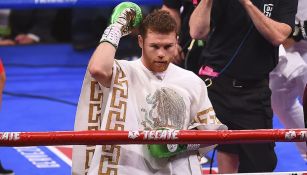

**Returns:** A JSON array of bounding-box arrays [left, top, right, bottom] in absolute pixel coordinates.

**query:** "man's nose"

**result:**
[[157, 49, 165, 58]]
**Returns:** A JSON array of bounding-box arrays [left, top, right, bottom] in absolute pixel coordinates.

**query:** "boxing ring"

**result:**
[[0, 0, 306, 174], [1, 46, 306, 175]]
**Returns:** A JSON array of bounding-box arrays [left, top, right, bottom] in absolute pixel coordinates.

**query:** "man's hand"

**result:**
[[15, 34, 37, 45], [282, 38, 296, 49], [172, 45, 185, 65]]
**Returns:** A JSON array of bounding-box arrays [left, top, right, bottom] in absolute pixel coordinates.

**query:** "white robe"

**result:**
[[269, 0, 307, 159], [72, 59, 224, 175]]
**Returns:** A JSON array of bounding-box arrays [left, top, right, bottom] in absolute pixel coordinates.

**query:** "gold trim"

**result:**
[[85, 80, 104, 173], [99, 63, 128, 175]]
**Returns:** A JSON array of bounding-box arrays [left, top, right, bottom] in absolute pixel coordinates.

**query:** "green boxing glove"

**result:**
[[110, 2, 142, 36], [100, 2, 142, 48]]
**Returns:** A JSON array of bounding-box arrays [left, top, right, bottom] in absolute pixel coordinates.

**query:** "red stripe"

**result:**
[[56, 146, 72, 159], [0, 59, 4, 74]]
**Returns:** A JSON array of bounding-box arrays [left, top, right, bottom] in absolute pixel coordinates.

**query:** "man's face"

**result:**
[[138, 29, 177, 72]]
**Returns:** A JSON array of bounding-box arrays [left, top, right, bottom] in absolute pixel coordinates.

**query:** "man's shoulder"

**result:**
[[170, 64, 202, 80], [116, 59, 139, 67], [116, 59, 130, 64], [115, 59, 141, 75]]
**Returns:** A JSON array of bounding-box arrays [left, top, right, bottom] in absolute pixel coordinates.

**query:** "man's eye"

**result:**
[[151, 45, 159, 49], [164, 45, 172, 50]]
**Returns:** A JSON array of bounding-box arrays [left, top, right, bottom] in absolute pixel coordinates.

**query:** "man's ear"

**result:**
[[138, 35, 143, 49]]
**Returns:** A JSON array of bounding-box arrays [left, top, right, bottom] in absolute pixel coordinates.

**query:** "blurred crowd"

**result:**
[[0, 7, 154, 58]]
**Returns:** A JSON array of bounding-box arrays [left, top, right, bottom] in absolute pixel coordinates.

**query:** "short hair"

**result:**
[[139, 10, 177, 38]]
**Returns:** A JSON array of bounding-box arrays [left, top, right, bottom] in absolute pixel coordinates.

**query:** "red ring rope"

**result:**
[[0, 129, 306, 147]]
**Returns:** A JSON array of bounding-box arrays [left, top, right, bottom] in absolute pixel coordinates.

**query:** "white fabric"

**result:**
[[72, 59, 225, 175], [270, 3, 307, 159], [270, 43, 307, 160], [297, 0, 307, 21], [27, 33, 40, 42]]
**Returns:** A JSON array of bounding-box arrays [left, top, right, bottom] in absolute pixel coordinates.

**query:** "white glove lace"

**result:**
[[99, 8, 136, 48], [100, 24, 122, 48]]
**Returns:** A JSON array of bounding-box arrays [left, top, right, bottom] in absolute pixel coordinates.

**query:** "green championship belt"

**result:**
[[148, 128, 200, 158], [148, 143, 189, 158]]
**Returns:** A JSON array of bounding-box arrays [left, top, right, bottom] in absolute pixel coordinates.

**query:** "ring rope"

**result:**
[[0, 129, 306, 147]]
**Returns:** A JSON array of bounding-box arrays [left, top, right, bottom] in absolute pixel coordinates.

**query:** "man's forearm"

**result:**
[[240, 0, 292, 46], [189, 0, 213, 39], [88, 13, 124, 87]]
